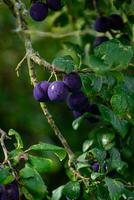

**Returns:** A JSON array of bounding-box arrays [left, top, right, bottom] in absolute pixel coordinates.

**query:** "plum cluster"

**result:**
[[33, 72, 100, 122], [30, 0, 62, 21], [33, 80, 68, 102], [0, 181, 19, 200], [93, 14, 124, 47]]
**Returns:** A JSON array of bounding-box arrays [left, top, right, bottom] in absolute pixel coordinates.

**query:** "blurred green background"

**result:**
[[0, 1, 93, 190]]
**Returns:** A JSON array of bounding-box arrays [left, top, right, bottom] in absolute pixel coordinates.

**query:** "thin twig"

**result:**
[[16, 53, 27, 76], [0, 128, 16, 178], [23, 29, 100, 38]]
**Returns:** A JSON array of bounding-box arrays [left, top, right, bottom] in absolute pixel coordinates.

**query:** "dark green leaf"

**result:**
[[101, 135, 115, 151], [91, 172, 103, 180], [89, 148, 106, 166], [82, 140, 93, 152], [80, 74, 92, 94], [52, 185, 64, 200], [20, 166, 47, 199], [8, 149, 24, 165], [29, 142, 66, 161], [128, 0, 134, 14], [54, 13, 69, 27], [99, 105, 129, 137], [111, 81, 134, 119], [111, 94, 128, 116], [108, 148, 127, 172], [123, 189, 134, 199], [63, 42, 84, 56], [72, 112, 88, 130], [95, 39, 133, 70], [21, 187, 34, 200], [0, 167, 14, 184], [63, 181, 80, 199], [52, 55, 74, 73], [28, 155, 53, 173], [96, 184, 110, 200], [88, 55, 110, 73], [105, 177, 124, 200]]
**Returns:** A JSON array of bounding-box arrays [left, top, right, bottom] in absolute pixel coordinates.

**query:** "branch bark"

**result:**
[[0, 128, 16, 178]]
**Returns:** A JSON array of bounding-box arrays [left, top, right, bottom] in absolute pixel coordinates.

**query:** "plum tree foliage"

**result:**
[[1, 0, 134, 199]]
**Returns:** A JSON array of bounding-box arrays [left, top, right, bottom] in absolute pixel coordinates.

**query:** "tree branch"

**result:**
[[3, 0, 74, 160], [0, 128, 16, 178]]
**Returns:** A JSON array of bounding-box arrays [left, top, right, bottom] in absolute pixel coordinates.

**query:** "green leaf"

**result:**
[[54, 13, 69, 27], [89, 74, 103, 92], [111, 82, 134, 119], [8, 149, 24, 165], [0, 167, 14, 184], [111, 94, 128, 116], [76, 153, 89, 170], [29, 142, 66, 161], [105, 177, 124, 200], [88, 55, 110, 73], [91, 172, 103, 180], [52, 55, 74, 73], [72, 112, 88, 130], [96, 184, 110, 200], [28, 155, 53, 173], [101, 132, 115, 150], [8, 129, 23, 149], [95, 39, 133, 70], [21, 187, 35, 200], [123, 189, 134, 199], [63, 42, 84, 56], [89, 148, 106, 166], [63, 181, 80, 199], [80, 74, 92, 94], [52, 185, 64, 200], [76, 162, 89, 170], [20, 166, 47, 199], [99, 105, 129, 138], [82, 140, 93, 152], [20, 166, 35, 178], [128, 0, 134, 14], [77, 152, 87, 162], [108, 148, 127, 173]]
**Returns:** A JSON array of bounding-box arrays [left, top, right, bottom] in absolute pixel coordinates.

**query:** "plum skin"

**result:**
[[85, 104, 100, 123], [33, 81, 50, 102], [91, 162, 99, 172], [72, 110, 82, 119], [0, 181, 19, 200], [72, 103, 100, 123], [93, 36, 109, 47], [63, 72, 82, 92], [94, 16, 111, 32], [109, 14, 124, 30], [46, 0, 62, 11], [30, 2, 48, 21], [67, 92, 89, 111], [47, 81, 69, 102]]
